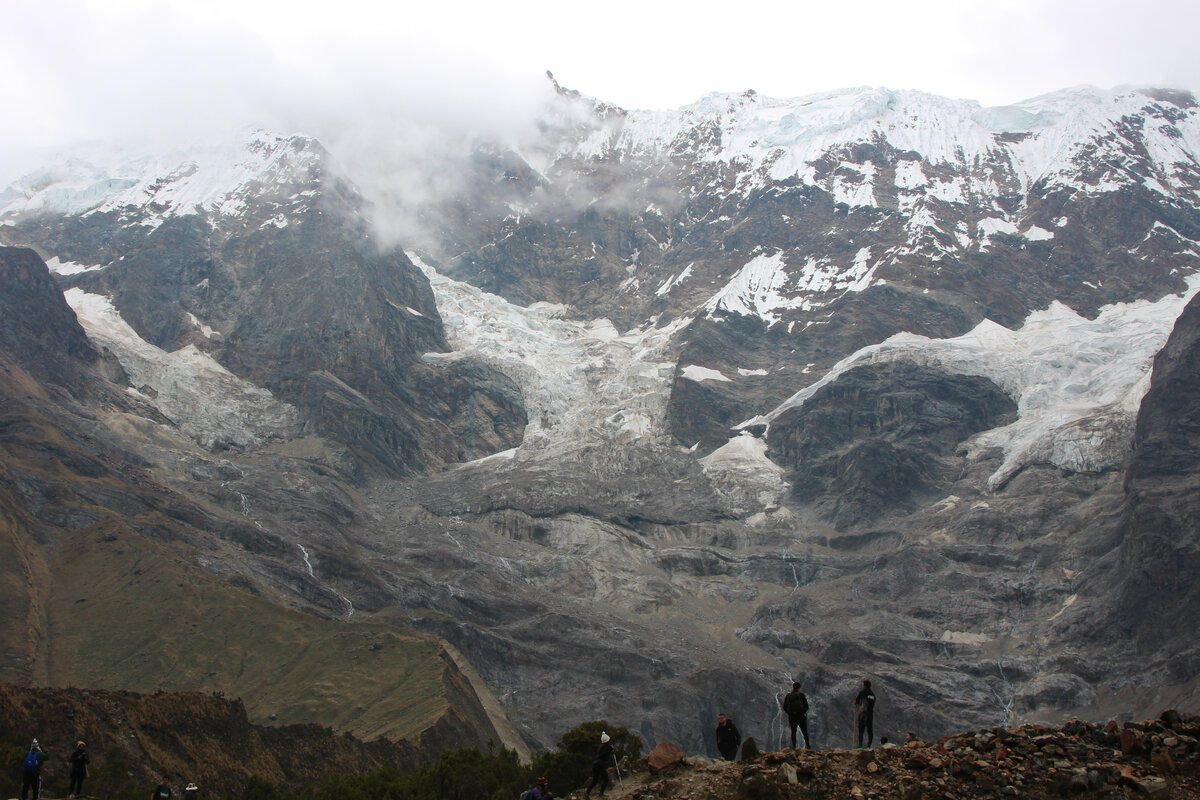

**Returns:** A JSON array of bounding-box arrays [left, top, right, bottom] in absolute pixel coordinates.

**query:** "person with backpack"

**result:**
[[584, 732, 613, 799], [853, 679, 877, 748], [715, 713, 741, 761], [21, 739, 48, 800], [68, 741, 90, 798], [783, 681, 811, 749]]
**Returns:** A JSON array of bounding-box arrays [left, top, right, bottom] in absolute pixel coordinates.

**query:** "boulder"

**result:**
[[647, 742, 685, 774]]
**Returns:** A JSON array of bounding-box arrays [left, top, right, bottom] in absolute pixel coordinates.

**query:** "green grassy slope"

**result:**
[[45, 520, 455, 741]]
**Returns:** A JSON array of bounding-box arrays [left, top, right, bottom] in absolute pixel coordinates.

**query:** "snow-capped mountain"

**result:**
[[2, 80, 1200, 755]]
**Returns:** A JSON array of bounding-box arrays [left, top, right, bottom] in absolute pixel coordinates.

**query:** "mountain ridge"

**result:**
[[1, 78, 1199, 755]]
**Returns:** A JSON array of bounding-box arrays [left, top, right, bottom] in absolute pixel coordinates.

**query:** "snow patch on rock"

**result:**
[[65, 289, 301, 450], [745, 276, 1200, 490]]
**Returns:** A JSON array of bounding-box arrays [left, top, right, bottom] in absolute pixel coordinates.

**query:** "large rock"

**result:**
[[766, 362, 1017, 528], [647, 742, 685, 773]]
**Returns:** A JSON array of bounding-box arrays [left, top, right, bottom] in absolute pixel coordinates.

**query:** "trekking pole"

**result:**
[[612, 753, 623, 788]]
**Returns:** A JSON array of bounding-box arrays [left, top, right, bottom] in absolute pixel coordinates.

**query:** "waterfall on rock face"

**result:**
[[3, 83, 1200, 751]]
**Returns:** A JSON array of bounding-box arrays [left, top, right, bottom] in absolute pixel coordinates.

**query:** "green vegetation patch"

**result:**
[[46, 521, 450, 741]]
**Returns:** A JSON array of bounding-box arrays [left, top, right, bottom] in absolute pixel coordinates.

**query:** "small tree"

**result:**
[[558, 720, 641, 763], [533, 721, 643, 794]]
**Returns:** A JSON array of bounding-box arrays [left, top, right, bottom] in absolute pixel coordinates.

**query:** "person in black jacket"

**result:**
[[584, 732, 613, 798], [68, 741, 89, 798], [152, 776, 173, 800], [782, 682, 811, 749], [715, 713, 741, 761], [853, 679, 876, 748]]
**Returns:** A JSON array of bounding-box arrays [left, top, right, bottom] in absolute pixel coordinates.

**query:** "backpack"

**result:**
[[23, 750, 39, 773], [519, 791, 534, 800]]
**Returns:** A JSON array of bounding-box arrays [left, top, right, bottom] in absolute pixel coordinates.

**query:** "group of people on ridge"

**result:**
[[25, 681, 880, 800], [19, 739, 86, 800], [715, 678, 878, 759], [18, 738, 197, 800]]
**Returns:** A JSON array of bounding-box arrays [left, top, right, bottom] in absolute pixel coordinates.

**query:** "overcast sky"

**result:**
[[2, 0, 1199, 184]]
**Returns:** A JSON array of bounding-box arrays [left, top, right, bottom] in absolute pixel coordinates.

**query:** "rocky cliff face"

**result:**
[[1077, 291, 1200, 676], [0, 246, 102, 394], [2, 82, 1200, 757], [3, 134, 525, 478]]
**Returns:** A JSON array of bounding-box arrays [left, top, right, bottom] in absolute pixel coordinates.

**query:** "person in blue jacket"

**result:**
[[21, 739, 49, 800]]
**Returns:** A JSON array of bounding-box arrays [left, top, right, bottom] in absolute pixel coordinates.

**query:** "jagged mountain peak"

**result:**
[[563, 83, 1200, 200]]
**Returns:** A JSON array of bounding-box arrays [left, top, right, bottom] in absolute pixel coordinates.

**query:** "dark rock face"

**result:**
[[9, 142, 526, 478], [1105, 293, 1200, 660], [767, 363, 1018, 528], [0, 246, 99, 392]]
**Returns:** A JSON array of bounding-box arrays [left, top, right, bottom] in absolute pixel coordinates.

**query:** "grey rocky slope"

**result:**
[[2, 80, 1200, 754]]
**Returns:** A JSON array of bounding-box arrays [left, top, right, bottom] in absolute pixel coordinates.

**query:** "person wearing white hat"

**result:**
[[585, 732, 613, 799]]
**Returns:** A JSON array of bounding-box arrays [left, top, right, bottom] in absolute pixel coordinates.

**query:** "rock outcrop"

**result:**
[[612, 711, 1200, 800]]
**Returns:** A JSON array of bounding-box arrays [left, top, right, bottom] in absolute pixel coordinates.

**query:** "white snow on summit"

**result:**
[[744, 276, 1200, 490], [0, 130, 320, 230], [569, 85, 1200, 205]]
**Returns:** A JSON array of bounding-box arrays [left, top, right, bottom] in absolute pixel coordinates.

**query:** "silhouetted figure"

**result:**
[[152, 776, 173, 800], [715, 713, 742, 761], [854, 679, 876, 748], [68, 741, 89, 798], [783, 681, 811, 749]]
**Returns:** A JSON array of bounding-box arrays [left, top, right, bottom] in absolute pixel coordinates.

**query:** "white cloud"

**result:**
[[2, 0, 1198, 187]]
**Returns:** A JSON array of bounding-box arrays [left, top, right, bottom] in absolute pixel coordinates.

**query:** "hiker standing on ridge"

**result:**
[[68, 741, 90, 798], [585, 732, 613, 799], [854, 679, 877, 748], [21, 739, 48, 800], [715, 713, 742, 761], [783, 681, 811, 749], [152, 775, 173, 800]]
